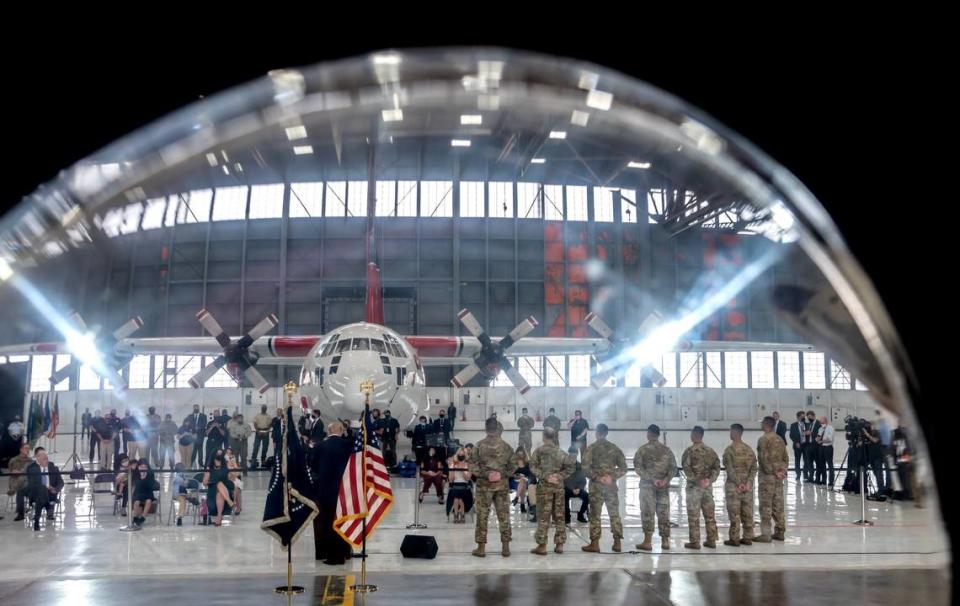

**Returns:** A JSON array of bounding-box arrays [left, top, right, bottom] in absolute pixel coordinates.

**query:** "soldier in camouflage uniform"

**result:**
[[722, 423, 758, 546], [517, 408, 534, 453], [580, 423, 627, 553], [633, 424, 678, 551], [681, 426, 720, 549], [543, 408, 562, 432], [529, 427, 575, 555], [467, 417, 517, 557], [755, 416, 788, 542]]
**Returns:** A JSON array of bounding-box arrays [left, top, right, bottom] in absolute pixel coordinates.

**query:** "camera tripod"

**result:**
[[835, 443, 876, 525]]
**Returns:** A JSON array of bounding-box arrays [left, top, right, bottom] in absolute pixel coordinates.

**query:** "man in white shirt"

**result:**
[[815, 417, 835, 485]]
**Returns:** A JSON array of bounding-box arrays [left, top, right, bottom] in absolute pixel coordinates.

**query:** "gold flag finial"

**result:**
[[360, 379, 374, 396], [283, 381, 298, 403]]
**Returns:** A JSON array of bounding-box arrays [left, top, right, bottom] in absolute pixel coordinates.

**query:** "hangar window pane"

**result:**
[[98, 208, 125, 237], [347, 181, 368, 217], [460, 181, 485, 217], [724, 352, 748, 388], [79, 364, 102, 390], [679, 352, 703, 388], [653, 354, 677, 388], [625, 362, 642, 387], [203, 357, 236, 388], [489, 182, 514, 218], [248, 184, 284, 219], [751, 351, 774, 388], [593, 187, 615, 223], [706, 352, 722, 388], [517, 182, 542, 219], [420, 181, 453, 217], [545, 355, 566, 386], [620, 188, 638, 224], [128, 355, 151, 389], [289, 182, 323, 218], [374, 181, 397, 217], [830, 360, 851, 390], [517, 356, 543, 387], [594, 362, 618, 387], [396, 181, 419, 217], [173, 356, 201, 389], [543, 184, 564, 221], [30, 355, 69, 392], [777, 351, 800, 389], [566, 186, 588, 221], [493, 360, 515, 387], [647, 188, 665, 224], [324, 181, 348, 217], [120, 203, 143, 234], [855, 378, 868, 391], [803, 352, 826, 389], [141, 197, 167, 230], [213, 187, 248, 221], [568, 355, 591, 387], [177, 189, 212, 223]]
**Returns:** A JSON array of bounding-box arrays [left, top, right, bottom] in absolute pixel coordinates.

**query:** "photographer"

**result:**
[[861, 421, 886, 494]]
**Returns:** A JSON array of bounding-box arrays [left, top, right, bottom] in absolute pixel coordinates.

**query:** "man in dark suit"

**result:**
[[308, 410, 326, 447], [412, 415, 430, 467], [382, 410, 400, 471], [772, 411, 788, 443], [24, 447, 64, 531], [789, 411, 804, 480], [310, 421, 355, 565], [185, 405, 207, 468], [433, 410, 453, 459], [802, 410, 821, 482]]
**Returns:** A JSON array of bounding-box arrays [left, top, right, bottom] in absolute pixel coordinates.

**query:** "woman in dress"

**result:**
[[202, 454, 235, 526], [130, 458, 156, 527], [446, 447, 473, 523]]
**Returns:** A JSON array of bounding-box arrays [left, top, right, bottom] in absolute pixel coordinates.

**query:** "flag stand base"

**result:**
[[274, 586, 305, 595], [350, 558, 377, 593]]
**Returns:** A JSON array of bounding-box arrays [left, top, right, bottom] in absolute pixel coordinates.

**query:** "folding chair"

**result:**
[[167, 478, 200, 525], [91, 473, 116, 513]]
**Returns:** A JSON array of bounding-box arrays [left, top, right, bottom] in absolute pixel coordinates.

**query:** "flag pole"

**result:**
[[275, 381, 305, 596], [351, 379, 377, 594]]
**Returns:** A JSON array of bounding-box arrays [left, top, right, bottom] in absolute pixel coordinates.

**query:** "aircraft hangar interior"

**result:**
[[0, 49, 947, 605]]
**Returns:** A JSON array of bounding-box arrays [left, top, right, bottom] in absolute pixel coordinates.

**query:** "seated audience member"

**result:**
[[115, 455, 132, 516], [25, 447, 64, 531], [419, 446, 446, 504], [203, 454, 235, 527], [10, 443, 33, 521], [170, 463, 192, 526], [224, 447, 243, 514], [446, 447, 474, 523], [513, 447, 537, 515], [130, 458, 156, 527], [564, 446, 589, 523]]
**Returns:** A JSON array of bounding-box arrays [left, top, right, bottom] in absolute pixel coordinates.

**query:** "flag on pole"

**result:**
[[26, 393, 37, 444], [48, 394, 60, 439], [42, 394, 51, 433], [261, 402, 318, 549], [334, 408, 393, 547]]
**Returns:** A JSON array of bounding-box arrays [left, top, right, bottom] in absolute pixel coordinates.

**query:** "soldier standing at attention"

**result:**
[[543, 408, 562, 432], [580, 423, 627, 553], [529, 427, 575, 555], [517, 407, 534, 453], [755, 416, 788, 542], [722, 423, 757, 546], [467, 417, 517, 558], [633, 424, 677, 551], [681, 426, 720, 549]]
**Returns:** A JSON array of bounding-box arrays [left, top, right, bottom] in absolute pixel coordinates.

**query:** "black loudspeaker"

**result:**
[[400, 534, 438, 559]]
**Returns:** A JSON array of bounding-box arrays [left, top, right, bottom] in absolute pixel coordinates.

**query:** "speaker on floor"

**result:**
[[400, 534, 438, 559]]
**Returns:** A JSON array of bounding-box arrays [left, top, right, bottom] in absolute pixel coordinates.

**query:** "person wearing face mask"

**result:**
[[447, 447, 474, 523], [184, 405, 207, 468], [310, 421, 354, 565], [130, 458, 156, 527], [568, 410, 590, 457], [434, 410, 452, 459], [381, 410, 400, 471], [801, 411, 821, 483], [308, 410, 326, 447], [412, 415, 430, 467]]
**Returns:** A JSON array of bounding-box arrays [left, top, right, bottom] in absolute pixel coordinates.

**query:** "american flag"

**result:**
[[334, 409, 393, 547]]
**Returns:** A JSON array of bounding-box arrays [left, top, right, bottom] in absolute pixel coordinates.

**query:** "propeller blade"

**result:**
[[49, 360, 78, 385], [643, 365, 667, 388], [188, 356, 227, 389], [450, 363, 481, 388], [590, 366, 618, 390], [584, 312, 615, 340], [500, 358, 531, 395], [501, 316, 538, 349], [112, 316, 144, 341], [68, 311, 88, 332], [197, 310, 231, 348], [244, 365, 270, 394], [457, 308, 485, 338], [104, 368, 128, 392], [637, 311, 664, 337], [242, 313, 279, 345]]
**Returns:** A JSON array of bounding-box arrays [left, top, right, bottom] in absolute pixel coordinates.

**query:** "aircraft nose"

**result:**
[[341, 375, 383, 414]]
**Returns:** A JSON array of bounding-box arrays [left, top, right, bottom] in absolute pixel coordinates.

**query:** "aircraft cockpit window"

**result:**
[[371, 339, 387, 354], [352, 338, 370, 351], [320, 335, 340, 357], [336, 339, 353, 354]]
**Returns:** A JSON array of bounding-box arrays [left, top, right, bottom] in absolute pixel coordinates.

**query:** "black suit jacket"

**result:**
[[412, 423, 429, 448], [311, 435, 354, 504], [789, 422, 802, 446], [26, 462, 64, 493], [185, 413, 207, 435], [775, 420, 787, 443], [309, 418, 326, 445]]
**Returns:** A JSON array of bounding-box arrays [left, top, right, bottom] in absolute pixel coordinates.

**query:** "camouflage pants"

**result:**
[[475, 487, 512, 544], [724, 482, 755, 541], [534, 487, 566, 545], [588, 483, 622, 541], [758, 474, 785, 536], [519, 431, 532, 454], [685, 483, 718, 544], [639, 482, 671, 537]]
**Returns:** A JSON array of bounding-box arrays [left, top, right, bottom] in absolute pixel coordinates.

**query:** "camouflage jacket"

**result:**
[[757, 432, 789, 476], [582, 438, 627, 485], [517, 415, 534, 433], [6, 454, 32, 493], [468, 435, 517, 491], [529, 441, 575, 490], [633, 441, 678, 484], [722, 441, 758, 486], [543, 415, 562, 431], [681, 442, 721, 486]]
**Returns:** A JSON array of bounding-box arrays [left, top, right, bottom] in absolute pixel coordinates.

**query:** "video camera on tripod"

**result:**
[[844, 415, 871, 447]]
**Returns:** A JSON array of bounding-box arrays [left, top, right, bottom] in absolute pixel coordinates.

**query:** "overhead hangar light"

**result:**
[[381, 108, 403, 122], [586, 89, 613, 111], [571, 110, 590, 126], [628, 161, 651, 169], [451, 139, 471, 147], [285, 125, 307, 141], [293, 145, 314, 155], [460, 114, 482, 125], [531, 158, 546, 164], [549, 130, 567, 139], [206, 153, 218, 167]]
